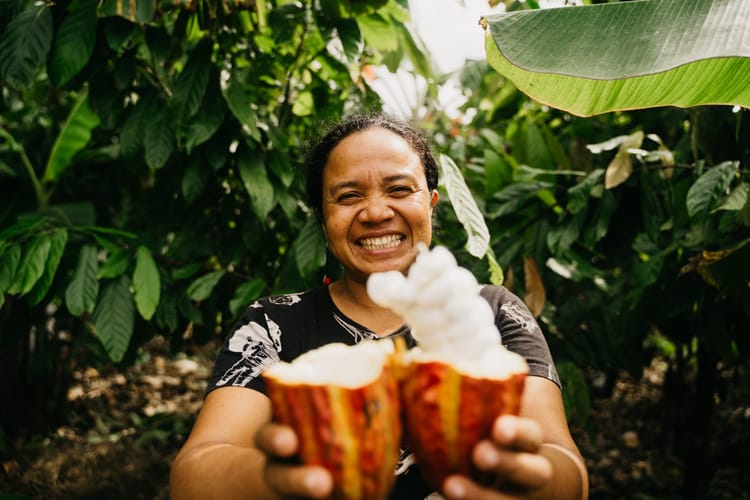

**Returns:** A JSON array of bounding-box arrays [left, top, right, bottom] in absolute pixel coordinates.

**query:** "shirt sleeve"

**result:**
[[480, 285, 561, 388], [205, 301, 281, 396]]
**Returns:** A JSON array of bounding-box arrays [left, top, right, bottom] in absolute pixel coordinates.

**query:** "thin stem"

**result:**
[[0, 127, 47, 208]]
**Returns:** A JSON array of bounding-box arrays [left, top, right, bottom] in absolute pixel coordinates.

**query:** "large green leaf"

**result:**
[[0, 2, 52, 88], [42, 90, 100, 183], [482, 0, 750, 116], [187, 270, 226, 302], [0, 243, 22, 304], [27, 228, 68, 306], [133, 245, 160, 320], [93, 275, 135, 363], [144, 109, 175, 170], [65, 244, 100, 316], [238, 151, 275, 221], [292, 218, 327, 278], [438, 154, 490, 258], [686, 161, 739, 222], [7, 233, 52, 296], [48, 0, 98, 87], [169, 38, 212, 123]]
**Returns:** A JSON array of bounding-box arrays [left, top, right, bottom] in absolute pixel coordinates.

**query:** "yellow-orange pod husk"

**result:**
[[263, 363, 402, 500], [399, 359, 526, 492]]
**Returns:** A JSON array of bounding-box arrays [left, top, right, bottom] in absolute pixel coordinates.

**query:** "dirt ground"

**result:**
[[1, 338, 749, 500]]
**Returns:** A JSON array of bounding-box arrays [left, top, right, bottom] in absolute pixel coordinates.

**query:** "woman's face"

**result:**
[[321, 127, 438, 282]]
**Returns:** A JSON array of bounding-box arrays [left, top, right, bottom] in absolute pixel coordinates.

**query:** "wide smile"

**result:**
[[357, 234, 404, 251]]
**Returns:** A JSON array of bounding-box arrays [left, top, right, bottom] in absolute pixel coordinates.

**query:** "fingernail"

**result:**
[[304, 470, 330, 497], [477, 443, 500, 468], [444, 477, 467, 498]]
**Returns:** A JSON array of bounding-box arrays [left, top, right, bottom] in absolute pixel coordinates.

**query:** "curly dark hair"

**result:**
[[304, 112, 439, 219]]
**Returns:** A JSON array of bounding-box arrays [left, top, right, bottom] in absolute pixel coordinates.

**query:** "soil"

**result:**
[[1, 338, 749, 500]]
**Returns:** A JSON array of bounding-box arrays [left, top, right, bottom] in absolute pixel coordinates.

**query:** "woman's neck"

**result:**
[[329, 277, 404, 336]]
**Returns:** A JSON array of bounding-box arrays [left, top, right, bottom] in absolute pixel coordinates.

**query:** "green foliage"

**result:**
[[0, 0, 425, 435]]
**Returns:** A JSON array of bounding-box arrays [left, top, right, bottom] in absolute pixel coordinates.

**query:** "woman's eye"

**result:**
[[389, 186, 413, 196], [337, 192, 360, 203]]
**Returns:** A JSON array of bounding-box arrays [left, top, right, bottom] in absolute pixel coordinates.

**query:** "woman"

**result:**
[[170, 113, 588, 499]]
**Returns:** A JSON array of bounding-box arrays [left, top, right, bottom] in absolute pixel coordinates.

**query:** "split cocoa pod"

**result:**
[[262, 338, 527, 498], [399, 346, 527, 492], [262, 340, 402, 500]]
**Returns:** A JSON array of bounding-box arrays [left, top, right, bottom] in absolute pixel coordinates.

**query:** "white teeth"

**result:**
[[359, 234, 402, 250]]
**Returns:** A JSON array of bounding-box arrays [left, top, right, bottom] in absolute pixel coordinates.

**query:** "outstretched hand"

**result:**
[[255, 423, 334, 499], [442, 414, 554, 499]]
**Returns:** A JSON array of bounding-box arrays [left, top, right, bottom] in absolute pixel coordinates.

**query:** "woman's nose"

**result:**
[[358, 196, 395, 223]]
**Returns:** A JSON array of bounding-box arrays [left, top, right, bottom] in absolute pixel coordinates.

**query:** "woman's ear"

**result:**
[[430, 190, 439, 208]]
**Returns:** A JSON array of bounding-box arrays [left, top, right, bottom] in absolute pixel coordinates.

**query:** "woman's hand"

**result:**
[[255, 422, 334, 499], [442, 414, 554, 499]]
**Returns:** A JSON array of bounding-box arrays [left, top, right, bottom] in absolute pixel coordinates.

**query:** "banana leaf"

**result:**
[[482, 0, 750, 117]]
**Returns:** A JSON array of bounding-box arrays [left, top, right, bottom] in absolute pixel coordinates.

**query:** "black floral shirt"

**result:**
[[206, 284, 560, 499]]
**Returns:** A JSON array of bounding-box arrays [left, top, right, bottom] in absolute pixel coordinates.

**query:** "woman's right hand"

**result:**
[[255, 422, 334, 499]]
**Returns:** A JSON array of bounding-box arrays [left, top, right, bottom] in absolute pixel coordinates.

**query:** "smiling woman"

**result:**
[[169, 112, 588, 500]]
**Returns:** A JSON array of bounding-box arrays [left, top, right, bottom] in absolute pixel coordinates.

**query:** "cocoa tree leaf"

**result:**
[[42, 90, 100, 183], [523, 256, 545, 317], [229, 278, 266, 318], [48, 0, 97, 87], [221, 67, 261, 141], [482, 0, 750, 116], [133, 245, 160, 320], [93, 275, 134, 363], [144, 109, 175, 170], [0, 243, 21, 305], [486, 248, 504, 287], [438, 154, 490, 259], [0, 2, 52, 88], [27, 228, 68, 306], [187, 270, 225, 302], [686, 161, 739, 221], [65, 244, 100, 316], [292, 218, 326, 278], [169, 37, 212, 124], [714, 182, 749, 213], [238, 151, 275, 221], [7, 233, 52, 296]]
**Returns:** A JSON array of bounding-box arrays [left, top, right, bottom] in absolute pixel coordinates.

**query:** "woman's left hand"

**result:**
[[441, 414, 554, 499]]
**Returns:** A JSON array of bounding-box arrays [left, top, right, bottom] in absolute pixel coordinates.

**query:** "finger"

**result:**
[[265, 463, 333, 499], [255, 423, 298, 457], [491, 414, 543, 452], [442, 475, 516, 500], [473, 441, 553, 490]]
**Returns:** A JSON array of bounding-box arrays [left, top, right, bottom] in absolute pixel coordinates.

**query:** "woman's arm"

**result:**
[[169, 387, 332, 499]]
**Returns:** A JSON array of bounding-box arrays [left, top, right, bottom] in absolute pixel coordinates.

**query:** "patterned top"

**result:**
[[206, 284, 560, 498]]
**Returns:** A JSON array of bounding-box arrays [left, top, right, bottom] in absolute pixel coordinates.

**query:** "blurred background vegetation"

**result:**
[[1, 0, 748, 498]]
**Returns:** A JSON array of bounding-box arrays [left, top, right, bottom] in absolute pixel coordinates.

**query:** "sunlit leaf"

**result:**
[[93, 275, 135, 363], [98, 0, 154, 23], [438, 154, 490, 258], [133, 246, 160, 320], [714, 182, 749, 213], [43, 90, 100, 183], [523, 256, 545, 317], [291, 90, 314, 117], [483, 0, 750, 116], [65, 244, 99, 316], [486, 248, 504, 287], [604, 131, 644, 189]]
